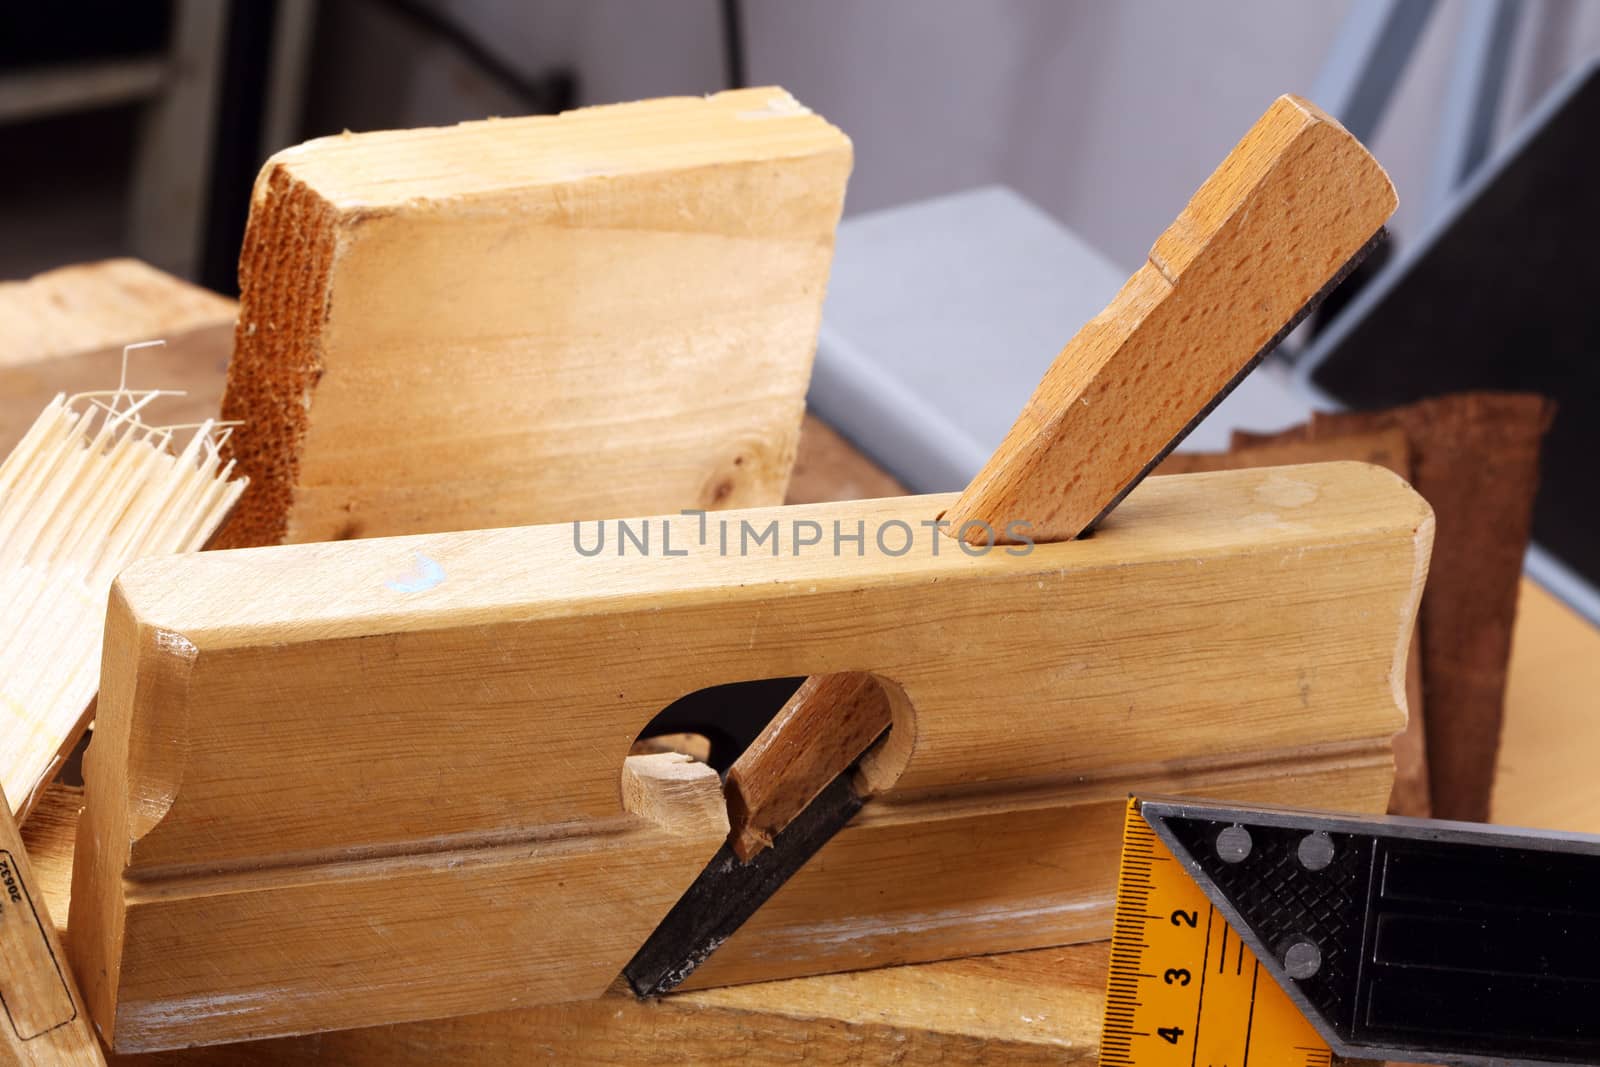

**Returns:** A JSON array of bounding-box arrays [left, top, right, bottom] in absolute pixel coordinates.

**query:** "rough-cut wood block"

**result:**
[[217, 87, 852, 547], [73, 462, 1429, 1050]]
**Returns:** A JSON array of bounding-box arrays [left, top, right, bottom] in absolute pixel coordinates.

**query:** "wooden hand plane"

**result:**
[[71, 463, 1431, 1050], [69, 95, 1428, 1051]]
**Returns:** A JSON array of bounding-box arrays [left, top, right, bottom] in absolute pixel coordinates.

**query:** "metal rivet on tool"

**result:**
[[1283, 939, 1322, 980], [1298, 831, 1335, 871], [1215, 825, 1252, 863]]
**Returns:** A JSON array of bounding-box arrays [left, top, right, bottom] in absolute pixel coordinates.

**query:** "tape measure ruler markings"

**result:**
[[1100, 798, 1329, 1067], [1104, 795, 1600, 1066]]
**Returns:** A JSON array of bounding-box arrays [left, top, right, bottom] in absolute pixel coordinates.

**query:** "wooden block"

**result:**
[[216, 88, 852, 548], [74, 461, 1429, 1048], [0, 261, 902, 520], [0, 787, 102, 1065]]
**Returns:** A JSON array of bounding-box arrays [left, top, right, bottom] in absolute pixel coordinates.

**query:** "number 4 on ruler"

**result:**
[[1101, 799, 1331, 1067]]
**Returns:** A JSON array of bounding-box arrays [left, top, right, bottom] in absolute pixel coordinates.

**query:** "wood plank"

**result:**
[[0, 264, 904, 516], [74, 462, 1429, 1048], [215, 87, 852, 548], [1492, 579, 1600, 833]]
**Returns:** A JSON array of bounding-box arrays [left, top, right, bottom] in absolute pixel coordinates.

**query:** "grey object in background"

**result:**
[[809, 186, 1125, 494], [809, 185, 1318, 494]]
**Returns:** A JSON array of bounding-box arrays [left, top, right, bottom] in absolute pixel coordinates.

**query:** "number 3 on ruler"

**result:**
[[1100, 799, 1331, 1066]]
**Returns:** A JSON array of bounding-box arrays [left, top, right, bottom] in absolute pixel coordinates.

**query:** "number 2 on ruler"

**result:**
[[1101, 800, 1330, 1067]]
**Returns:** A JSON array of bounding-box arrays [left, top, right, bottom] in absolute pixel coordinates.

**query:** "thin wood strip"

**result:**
[[0, 384, 247, 821]]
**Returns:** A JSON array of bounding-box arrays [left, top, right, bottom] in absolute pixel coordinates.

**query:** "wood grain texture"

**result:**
[[32, 777, 1423, 1066], [18, 786, 76, 926], [108, 955, 1107, 1066], [26, 781, 1105, 1065], [216, 87, 852, 548], [0, 266, 896, 519], [72, 744, 727, 1051], [32, 765, 1468, 1060], [1160, 430, 1430, 817], [622, 753, 728, 839], [945, 94, 1396, 545], [74, 461, 1430, 1046], [0, 788, 102, 1065], [685, 738, 1400, 992]]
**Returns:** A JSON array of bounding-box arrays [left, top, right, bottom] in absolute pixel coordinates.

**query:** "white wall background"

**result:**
[[306, 0, 1600, 271]]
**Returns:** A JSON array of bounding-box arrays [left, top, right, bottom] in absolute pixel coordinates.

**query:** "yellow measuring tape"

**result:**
[[1099, 798, 1332, 1067]]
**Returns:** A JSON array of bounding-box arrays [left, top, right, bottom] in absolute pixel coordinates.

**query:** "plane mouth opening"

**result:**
[[629, 676, 807, 775], [630, 672, 914, 858]]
